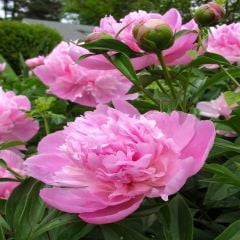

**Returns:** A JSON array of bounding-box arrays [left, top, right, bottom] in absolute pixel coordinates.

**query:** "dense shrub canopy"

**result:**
[[0, 21, 62, 73]]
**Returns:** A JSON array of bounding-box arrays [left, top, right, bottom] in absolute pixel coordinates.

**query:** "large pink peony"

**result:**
[[207, 23, 240, 64], [0, 150, 25, 199], [25, 105, 215, 224], [0, 87, 39, 143], [94, 9, 199, 67], [33, 42, 134, 107]]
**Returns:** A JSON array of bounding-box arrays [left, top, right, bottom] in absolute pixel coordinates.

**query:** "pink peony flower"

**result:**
[[94, 9, 199, 67], [0, 63, 6, 73], [207, 23, 240, 64], [0, 87, 39, 143], [34, 42, 134, 107], [25, 56, 45, 68], [0, 150, 25, 199], [196, 93, 235, 119], [25, 105, 215, 224]]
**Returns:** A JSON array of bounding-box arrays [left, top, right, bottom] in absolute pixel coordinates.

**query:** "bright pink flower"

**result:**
[[25, 56, 45, 68], [0, 150, 25, 199], [94, 9, 199, 67], [0, 63, 6, 73], [196, 93, 235, 119], [34, 42, 134, 107], [207, 23, 240, 64], [0, 87, 39, 143], [25, 105, 215, 224]]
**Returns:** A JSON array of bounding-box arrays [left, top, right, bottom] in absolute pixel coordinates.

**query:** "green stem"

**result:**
[[42, 114, 50, 135], [220, 65, 240, 88], [156, 51, 177, 99]]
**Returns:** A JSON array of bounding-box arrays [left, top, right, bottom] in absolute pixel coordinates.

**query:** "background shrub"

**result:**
[[0, 21, 62, 73]]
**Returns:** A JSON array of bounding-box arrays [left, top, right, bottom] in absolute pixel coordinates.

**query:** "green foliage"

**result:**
[[0, 21, 62, 73]]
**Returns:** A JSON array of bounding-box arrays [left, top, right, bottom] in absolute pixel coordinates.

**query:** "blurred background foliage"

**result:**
[[0, 0, 239, 25]]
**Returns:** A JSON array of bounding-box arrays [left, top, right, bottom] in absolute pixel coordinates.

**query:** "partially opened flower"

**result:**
[[207, 23, 240, 65], [0, 87, 39, 143], [33, 42, 134, 107], [25, 105, 215, 224], [194, 2, 224, 27], [0, 150, 25, 199], [196, 93, 235, 119], [0, 63, 6, 73], [94, 9, 199, 67]]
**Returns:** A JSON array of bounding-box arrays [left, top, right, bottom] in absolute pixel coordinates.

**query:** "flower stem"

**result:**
[[156, 51, 177, 99], [42, 114, 50, 135], [220, 65, 240, 88]]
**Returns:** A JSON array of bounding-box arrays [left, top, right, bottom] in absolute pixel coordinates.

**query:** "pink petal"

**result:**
[[40, 187, 107, 213], [25, 154, 71, 185], [79, 196, 144, 224]]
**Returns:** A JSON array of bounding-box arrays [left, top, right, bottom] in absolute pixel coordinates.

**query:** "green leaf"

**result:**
[[31, 214, 80, 239], [194, 67, 240, 101], [169, 195, 193, 240], [105, 52, 138, 84], [224, 91, 240, 105], [0, 178, 20, 182], [5, 178, 45, 240], [81, 38, 141, 57], [0, 141, 24, 150], [0, 224, 5, 240], [158, 194, 193, 240], [215, 220, 240, 240], [190, 52, 231, 67], [101, 224, 148, 240]]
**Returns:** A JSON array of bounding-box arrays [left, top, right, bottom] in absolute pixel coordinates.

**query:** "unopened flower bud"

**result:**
[[194, 2, 224, 27], [133, 19, 174, 52], [84, 32, 113, 43]]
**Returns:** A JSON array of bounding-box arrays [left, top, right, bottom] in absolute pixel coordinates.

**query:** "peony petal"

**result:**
[[40, 187, 107, 213], [79, 196, 144, 224], [25, 154, 71, 185]]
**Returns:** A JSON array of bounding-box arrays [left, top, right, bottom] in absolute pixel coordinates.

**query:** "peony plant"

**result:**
[[1, 1, 240, 240]]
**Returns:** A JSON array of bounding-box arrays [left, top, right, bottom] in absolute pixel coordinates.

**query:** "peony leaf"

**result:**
[[214, 219, 240, 240]]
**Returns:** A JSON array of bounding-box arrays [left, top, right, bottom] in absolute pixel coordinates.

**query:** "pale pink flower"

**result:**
[[196, 93, 234, 119], [34, 42, 134, 107], [207, 23, 240, 64], [25, 105, 215, 224], [0, 63, 6, 73], [25, 56, 45, 68], [0, 150, 25, 199], [0, 87, 39, 143], [94, 9, 199, 67]]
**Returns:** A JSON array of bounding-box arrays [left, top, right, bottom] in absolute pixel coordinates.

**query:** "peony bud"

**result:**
[[194, 2, 224, 27], [133, 19, 174, 53], [84, 32, 113, 43]]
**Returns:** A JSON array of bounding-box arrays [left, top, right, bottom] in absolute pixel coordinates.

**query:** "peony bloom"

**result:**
[[0, 150, 25, 199], [0, 87, 39, 143], [25, 105, 215, 224], [0, 63, 6, 73], [25, 56, 45, 68], [207, 23, 240, 64], [33, 42, 134, 107], [94, 9, 199, 67], [196, 93, 235, 119]]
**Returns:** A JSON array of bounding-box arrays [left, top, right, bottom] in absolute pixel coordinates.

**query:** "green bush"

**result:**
[[0, 21, 62, 73]]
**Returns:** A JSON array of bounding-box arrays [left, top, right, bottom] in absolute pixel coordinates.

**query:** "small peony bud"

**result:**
[[84, 32, 113, 43], [0, 63, 6, 73], [133, 19, 174, 53], [194, 2, 224, 27]]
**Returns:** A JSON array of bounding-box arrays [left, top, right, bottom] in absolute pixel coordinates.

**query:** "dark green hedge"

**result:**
[[0, 21, 62, 73]]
